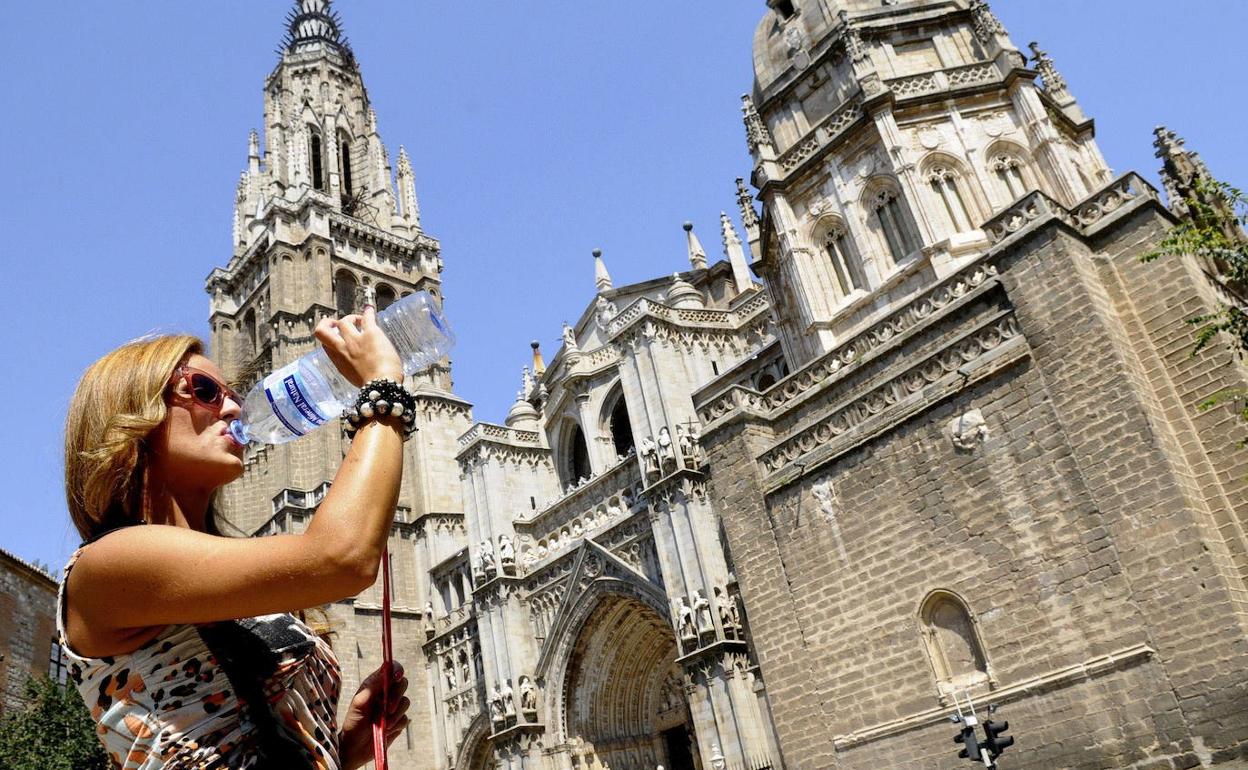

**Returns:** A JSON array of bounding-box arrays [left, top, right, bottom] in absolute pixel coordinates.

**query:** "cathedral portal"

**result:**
[[562, 595, 696, 770]]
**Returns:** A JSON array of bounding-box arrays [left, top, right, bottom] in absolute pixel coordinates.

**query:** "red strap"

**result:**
[[372, 548, 394, 770]]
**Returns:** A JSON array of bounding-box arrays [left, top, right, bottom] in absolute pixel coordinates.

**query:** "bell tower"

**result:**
[[743, 0, 1112, 368], [203, 5, 472, 766]]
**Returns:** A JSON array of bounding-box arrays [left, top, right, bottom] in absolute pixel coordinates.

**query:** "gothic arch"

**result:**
[[811, 212, 869, 300], [556, 417, 592, 486], [598, 381, 635, 461], [861, 175, 921, 264], [538, 565, 685, 768], [333, 268, 358, 316], [917, 589, 995, 701], [375, 282, 397, 311], [983, 140, 1038, 208], [918, 152, 985, 236], [454, 713, 493, 770]]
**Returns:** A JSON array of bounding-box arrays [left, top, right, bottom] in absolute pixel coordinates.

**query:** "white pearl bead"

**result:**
[[391, 402, 405, 417]]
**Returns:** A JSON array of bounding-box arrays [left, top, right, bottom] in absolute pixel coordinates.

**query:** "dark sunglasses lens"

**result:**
[[189, 374, 223, 405]]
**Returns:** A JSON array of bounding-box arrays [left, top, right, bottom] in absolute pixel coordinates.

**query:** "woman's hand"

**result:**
[[314, 305, 404, 388], [339, 661, 412, 770]]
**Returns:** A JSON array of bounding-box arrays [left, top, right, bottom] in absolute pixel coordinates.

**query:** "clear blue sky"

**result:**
[[2, 2, 1244, 573]]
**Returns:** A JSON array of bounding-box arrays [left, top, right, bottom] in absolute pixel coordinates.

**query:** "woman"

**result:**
[[59, 306, 412, 769]]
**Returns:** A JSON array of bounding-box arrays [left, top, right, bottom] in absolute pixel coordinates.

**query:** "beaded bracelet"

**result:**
[[342, 378, 418, 441]]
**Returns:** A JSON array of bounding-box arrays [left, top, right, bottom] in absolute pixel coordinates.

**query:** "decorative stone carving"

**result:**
[[519, 676, 538, 713], [498, 535, 516, 573], [676, 597, 697, 640], [784, 24, 811, 71], [658, 427, 677, 472], [423, 602, 436, 638], [595, 294, 618, 329], [741, 94, 775, 155], [561, 321, 578, 351], [444, 658, 457, 689], [969, 0, 1006, 43], [677, 423, 700, 469], [714, 586, 740, 638], [641, 435, 661, 480], [501, 680, 516, 717], [693, 590, 713, 634], [479, 539, 496, 577], [490, 685, 506, 724], [949, 409, 989, 450], [459, 650, 471, 683]]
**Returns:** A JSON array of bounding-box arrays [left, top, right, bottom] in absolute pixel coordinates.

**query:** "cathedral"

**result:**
[[206, 1, 1248, 768]]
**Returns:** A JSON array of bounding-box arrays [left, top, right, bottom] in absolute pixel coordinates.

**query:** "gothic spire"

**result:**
[[282, 0, 355, 66], [593, 248, 613, 292], [396, 145, 421, 227], [721, 212, 754, 295], [741, 94, 775, 156], [1028, 42, 1070, 102], [684, 222, 708, 271]]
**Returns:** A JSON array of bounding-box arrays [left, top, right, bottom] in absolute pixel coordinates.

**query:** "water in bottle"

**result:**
[[227, 291, 454, 445]]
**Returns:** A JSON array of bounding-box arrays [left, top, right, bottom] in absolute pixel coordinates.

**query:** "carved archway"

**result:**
[[546, 589, 697, 770], [455, 713, 493, 770]]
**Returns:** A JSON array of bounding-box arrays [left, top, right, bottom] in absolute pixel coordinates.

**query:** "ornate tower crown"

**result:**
[[282, 0, 355, 65]]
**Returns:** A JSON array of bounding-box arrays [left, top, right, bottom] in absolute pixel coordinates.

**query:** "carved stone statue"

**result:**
[[676, 597, 696, 639], [692, 590, 713, 633], [459, 651, 471, 683], [595, 294, 618, 328], [949, 409, 989, 451], [423, 601, 436, 637], [444, 659, 457, 689], [657, 427, 676, 470], [519, 676, 538, 712], [640, 436, 660, 478], [501, 680, 516, 717], [523, 547, 537, 570], [714, 586, 740, 637], [562, 322, 578, 351], [480, 539, 496, 576], [498, 535, 516, 571], [490, 685, 506, 723], [677, 424, 699, 468]]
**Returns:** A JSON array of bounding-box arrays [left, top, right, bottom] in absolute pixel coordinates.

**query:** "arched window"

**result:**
[[608, 395, 634, 459], [919, 591, 992, 697], [756, 373, 777, 391], [867, 184, 919, 263], [990, 154, 1028, 201], [310, 129, 325, 192], [243, 308, 258, 353], [334, 270, 358, 316], [816, 217, 867, 299], [927, 165, 975, 234], [375, 283, 397, 311], [562, 422, 592, 485], [338, 134, 353, 196]]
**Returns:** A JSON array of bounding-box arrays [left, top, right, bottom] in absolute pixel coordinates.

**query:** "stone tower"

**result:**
[[742, 0, 1110, 367], [204, 3, 472, 767], [695, 1, 1248, 767]]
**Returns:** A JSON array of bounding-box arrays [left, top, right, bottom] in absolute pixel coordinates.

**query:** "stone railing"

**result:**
[[984, 173, 1160, 245], [889, 71, 941, 98], [946, 61, 997, 87], [759, 312, 1021, 473], [1070, 172, 1158, 228], [778, 96, 865, 173], [696, 384, 766, 425], [696, 259, 1000, 427], [517, 453, 641, 535], [983, 189, 1073, 245], [458, 422, 542, 449], [606, 290, 771, 339]]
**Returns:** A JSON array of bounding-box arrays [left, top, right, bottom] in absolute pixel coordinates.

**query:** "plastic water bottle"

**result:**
[[227, 291, 454, 445]]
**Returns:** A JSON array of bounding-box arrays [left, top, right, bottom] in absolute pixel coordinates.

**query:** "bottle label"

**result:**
[[263, 365, 328, 437]]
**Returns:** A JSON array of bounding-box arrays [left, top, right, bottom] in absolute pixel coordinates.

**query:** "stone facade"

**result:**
[[691, 1, 1248, 768], [0, 548, 60, 716], [205, 2, 1248, 769]]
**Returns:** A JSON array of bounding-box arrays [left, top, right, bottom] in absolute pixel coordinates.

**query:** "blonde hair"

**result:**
[[63, 335, 204, 541]]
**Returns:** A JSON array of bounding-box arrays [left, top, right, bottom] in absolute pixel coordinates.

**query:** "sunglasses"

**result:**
[[168, 366, 242, 413]]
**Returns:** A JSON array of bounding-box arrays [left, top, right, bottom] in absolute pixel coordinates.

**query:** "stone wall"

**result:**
[[700, 192, 1248, 768], [0, 550, 58, 716]]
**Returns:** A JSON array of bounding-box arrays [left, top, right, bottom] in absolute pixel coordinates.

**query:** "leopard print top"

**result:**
[[57, 545, 343, 769]]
